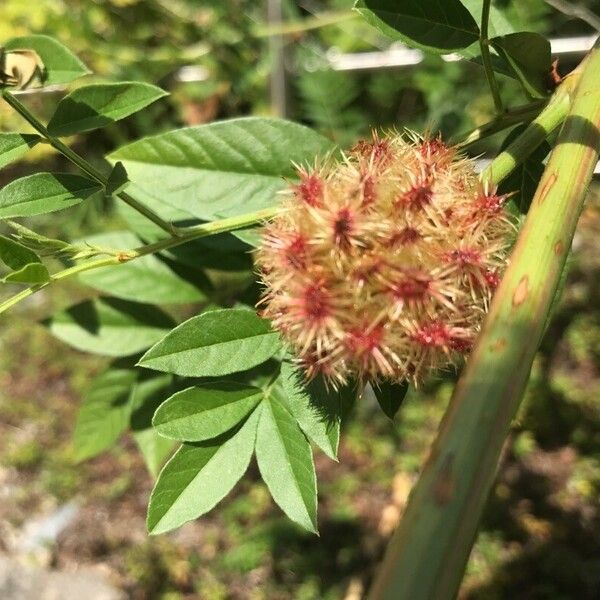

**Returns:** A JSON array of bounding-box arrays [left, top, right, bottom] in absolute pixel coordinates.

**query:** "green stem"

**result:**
[[481, 75, 578, 185], [253, 10, 355, 37], [480, 0, 504, 114], [368, 41, 600, 600], [0, 206, 279, 315], [456, 100, 545, 147], [1, 90, 178, 236]]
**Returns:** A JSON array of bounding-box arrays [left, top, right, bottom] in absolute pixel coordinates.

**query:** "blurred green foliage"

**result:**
[[1, 0, 586, 148], [0, 0, 596, 153]]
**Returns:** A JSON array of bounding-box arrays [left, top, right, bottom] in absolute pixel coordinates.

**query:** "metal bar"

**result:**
[[328, 35, 598, 72]]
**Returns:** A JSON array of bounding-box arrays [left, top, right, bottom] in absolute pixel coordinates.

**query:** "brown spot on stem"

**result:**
[[537, 172, 557, 205], [549, 59, 562, 86], [434, 455, 455, 505], [513, 276, 529, 306], [117, 251, 133, 262], [554, 240, 564, 255], [491, 337, 507, 352]]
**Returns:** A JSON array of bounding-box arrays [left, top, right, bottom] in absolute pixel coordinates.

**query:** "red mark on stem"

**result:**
[[554, 240, 564, 256], [512, 275, 529, 306], [537, 173, 557, 206]]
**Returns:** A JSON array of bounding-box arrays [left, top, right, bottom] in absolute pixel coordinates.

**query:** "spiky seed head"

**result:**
[[256, 132, 514, 387]]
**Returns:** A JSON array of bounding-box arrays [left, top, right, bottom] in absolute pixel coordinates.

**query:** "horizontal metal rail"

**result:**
[[327, 35, 597, 72]]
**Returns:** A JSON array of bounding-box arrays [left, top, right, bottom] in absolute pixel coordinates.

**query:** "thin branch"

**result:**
[[456, 100, 546, 147], [0, 207, 279, 316], [1, 90, 179, 237], [480, 0, 504, 114], [545, 0, 600, 32]]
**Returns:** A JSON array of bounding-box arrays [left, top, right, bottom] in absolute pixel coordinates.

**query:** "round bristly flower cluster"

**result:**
[[256, 132, 514, 388]]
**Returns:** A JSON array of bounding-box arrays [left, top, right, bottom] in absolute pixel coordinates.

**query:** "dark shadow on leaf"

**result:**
[[48, 99, 116, 136]]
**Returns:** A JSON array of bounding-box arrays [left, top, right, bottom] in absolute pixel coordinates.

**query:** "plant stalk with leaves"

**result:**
[[1, 1, 599, 597]]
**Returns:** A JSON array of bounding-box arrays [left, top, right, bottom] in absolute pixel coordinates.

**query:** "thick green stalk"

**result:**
[[1, 90, 178, 236], [481, 80, 575, 185], [480, 0, 504, 114], [368, 44, 600, 600]]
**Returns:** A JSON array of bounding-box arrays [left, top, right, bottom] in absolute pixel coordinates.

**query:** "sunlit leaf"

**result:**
[[255, 396, 318, 533], [276, 361, 351, 460], [139, 308, 281, 377], [147, 407, 261, 534], [0, 173, 101, 218], [109, 118, 334, 222], [48, 82, 168, 136], [153, 382, 264, 441], [0, 133, 40, 169], [3, 262, 49, 283]]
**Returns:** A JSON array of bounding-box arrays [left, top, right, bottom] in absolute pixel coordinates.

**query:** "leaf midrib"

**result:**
[[144, 330, 278, 362]]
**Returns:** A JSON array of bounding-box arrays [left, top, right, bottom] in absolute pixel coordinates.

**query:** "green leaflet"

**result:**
[[0, 234, 49, 283], [0, 234, 40, 270], [255, 396, 318, 533], [3, 262, 49, 284], [153, 382, 264, 441], [147, 406, 261, 534], [72, 368, 138, 462], [276, 361, 349, 460], [139, 308, 281, 377], [0, 133, 40, 169], [109, 117, 335, 222], [45, 297, 176, 357], [492, 33, 552, 98], [354, 0, 480, 54], [48, 82, 168, 136], [0, 173, 101, 218]]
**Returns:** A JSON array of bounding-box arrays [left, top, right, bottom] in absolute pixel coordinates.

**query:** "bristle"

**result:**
[[255, 132, 514, 387]]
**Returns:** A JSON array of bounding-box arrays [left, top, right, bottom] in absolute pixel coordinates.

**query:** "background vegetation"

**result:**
[[1, 1, 600, 598]]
